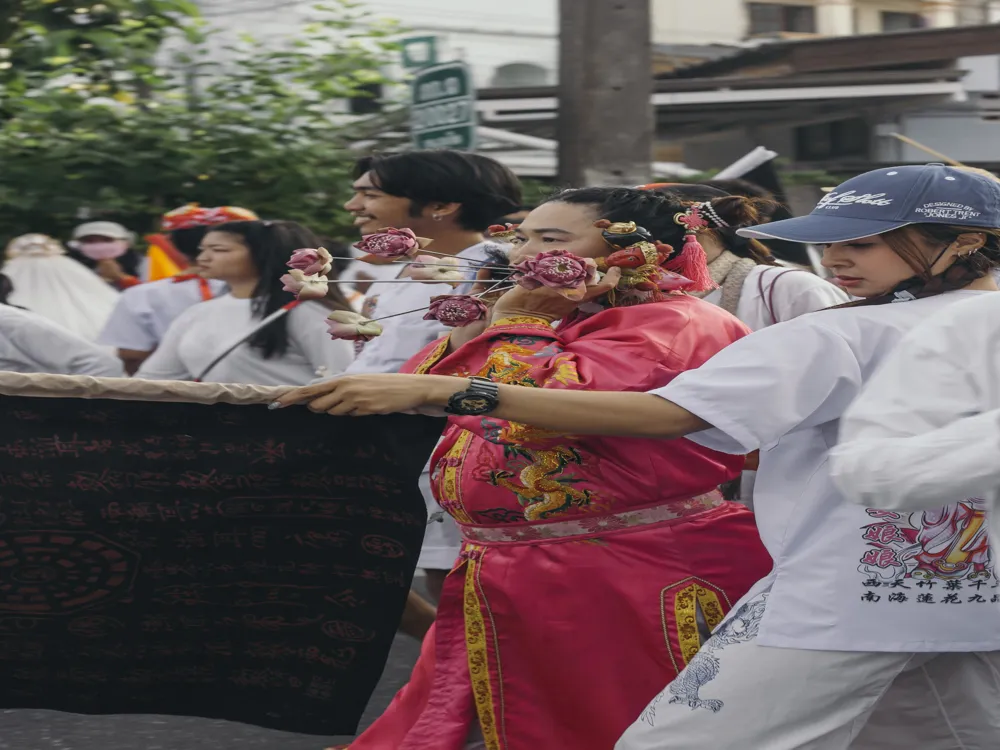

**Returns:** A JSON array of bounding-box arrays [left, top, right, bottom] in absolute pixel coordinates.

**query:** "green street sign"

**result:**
[[411, 61, 477, 151], [401, 36, 438, 69]]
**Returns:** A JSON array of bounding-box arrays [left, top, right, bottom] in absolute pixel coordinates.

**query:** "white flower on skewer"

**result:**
[[280, 269, 329, 301], [409, 255, 465, 284], [326, 310, 384, 341]]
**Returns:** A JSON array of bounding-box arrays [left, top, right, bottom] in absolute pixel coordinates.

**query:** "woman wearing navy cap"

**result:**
[[281, 164, 1000, 750]]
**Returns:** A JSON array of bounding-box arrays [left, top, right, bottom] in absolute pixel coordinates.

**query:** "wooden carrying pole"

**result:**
[[890, 132, 967, 167]]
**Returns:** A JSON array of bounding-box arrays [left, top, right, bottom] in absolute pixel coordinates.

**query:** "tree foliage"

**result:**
[[0, 0, 400, 246]]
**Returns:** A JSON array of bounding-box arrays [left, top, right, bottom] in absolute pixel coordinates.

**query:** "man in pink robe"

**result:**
[[347, 298, 773, 750]]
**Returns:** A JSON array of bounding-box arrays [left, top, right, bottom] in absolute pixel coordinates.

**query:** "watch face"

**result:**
[[459, 395, 492, 413], [447, 392, 498, 416]]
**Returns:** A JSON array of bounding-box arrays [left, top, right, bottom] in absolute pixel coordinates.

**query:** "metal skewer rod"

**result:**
[[318, 255, 510, 272], [324, 278, 511, 285], [368, 284, 517, 324]]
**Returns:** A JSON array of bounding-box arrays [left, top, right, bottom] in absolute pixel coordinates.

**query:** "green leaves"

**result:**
[[0, 0, 399, 246]]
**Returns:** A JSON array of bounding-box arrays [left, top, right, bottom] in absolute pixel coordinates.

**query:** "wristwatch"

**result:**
[[445, 376, 500, 416]]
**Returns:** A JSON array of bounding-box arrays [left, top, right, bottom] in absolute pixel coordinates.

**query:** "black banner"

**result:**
[[0, 396, 443, 735]]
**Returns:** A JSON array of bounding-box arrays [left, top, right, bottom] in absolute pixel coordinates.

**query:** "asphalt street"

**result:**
[[0, 579, 427, 750]]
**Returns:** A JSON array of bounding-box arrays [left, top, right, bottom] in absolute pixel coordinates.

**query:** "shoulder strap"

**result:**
[[759, 267, 810, 326]]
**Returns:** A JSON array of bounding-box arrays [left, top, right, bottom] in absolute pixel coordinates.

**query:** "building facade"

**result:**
[[656, 0, 999, 42], [189, 2, 1000, 176], [194, 0, 559, 90]]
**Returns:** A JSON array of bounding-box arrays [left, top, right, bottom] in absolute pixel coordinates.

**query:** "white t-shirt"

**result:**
[[830, 293, 1000, 564], [134, 294, 353, 385], [652, 290, 1000, 652], [346, 241, 498, 375], [340, 257, 402, 286], [0, 305, 124, 377], [702, 265, 849, 330], [98, 277, 228, 351]]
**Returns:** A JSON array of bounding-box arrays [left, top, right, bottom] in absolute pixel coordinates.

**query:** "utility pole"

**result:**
[[557, 0, 653, 186]]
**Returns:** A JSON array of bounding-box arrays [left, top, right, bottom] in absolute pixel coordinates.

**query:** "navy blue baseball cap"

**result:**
[[738, 164, 1000, 244]]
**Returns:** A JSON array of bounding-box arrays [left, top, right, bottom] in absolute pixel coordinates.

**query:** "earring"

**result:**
[[433, 214, 443, 222]]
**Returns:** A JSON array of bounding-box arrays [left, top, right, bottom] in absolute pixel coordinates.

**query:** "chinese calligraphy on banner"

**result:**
[[0, 393, 444, 735]]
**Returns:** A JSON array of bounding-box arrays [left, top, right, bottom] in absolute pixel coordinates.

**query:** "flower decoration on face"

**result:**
[[409, 255, 466, 284], [424, 294, 489, 327], [487, 223, 519, 243], [280, 269, 329, 301], [356, 227, 432, 265], [326, 310, 384, 342], [287, 246, 333, 277], [511, 249, 599, 301]]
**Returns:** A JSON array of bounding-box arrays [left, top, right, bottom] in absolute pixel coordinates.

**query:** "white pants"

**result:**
[[416, 465, 461, 571], [618, 593, 1000, 750]]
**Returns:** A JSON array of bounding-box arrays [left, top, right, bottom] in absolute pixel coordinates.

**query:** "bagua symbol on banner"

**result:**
[[0, 374, 445, 736]]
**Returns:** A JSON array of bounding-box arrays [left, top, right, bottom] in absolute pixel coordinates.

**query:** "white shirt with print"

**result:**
[[652, 290, 1000, 653], [830, 292, 1000, 570]]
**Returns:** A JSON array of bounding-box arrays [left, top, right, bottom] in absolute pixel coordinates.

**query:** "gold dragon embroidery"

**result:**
[[478, 337, 594, 521], [490, 444, 594, 521]]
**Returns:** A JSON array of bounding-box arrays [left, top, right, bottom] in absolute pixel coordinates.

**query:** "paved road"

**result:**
[[0, 580, 428, 750]]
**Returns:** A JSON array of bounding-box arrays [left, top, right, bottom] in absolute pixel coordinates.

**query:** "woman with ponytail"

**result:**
[[661, 185, 848, 506], [314, 187, 772, 750], [663, 184, 848, 327], [282, 165, 1000, 750]]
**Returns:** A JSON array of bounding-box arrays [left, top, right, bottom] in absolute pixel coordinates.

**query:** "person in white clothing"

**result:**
[[99, 275, 228, 373], [136, 220, 354, 385], [2, 234, 119, 341], [283, 164, 1000, 749], [662, 184, 850, 507], [343, 150, 521, 638], [0, 281, 124, 377], [830, 292, 1000, 554], [67, 221, 145, 291], [664, 184, 849, 327], [99, 204, 258, 373]]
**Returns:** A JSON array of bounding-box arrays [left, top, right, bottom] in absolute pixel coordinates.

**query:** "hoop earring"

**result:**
[[433, 214, 443, 222]]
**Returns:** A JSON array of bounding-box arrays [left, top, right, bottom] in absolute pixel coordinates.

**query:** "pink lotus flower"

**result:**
[[424, 295, 488, 327], [325, 310, 383, 341], [287, 246, 333, 276], [280, 269, 329, 301], [409, 255, 465, 284], [357, 227, 421, 260], [511, 249, 598, 300]]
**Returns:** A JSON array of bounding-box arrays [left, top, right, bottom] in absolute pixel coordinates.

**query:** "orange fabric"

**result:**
[[117, 275, 141, 290], [160, 204, 258, 231], [172, 274, 214, 301], [144, 235, 189, 281], [638, 182, 683, 190]]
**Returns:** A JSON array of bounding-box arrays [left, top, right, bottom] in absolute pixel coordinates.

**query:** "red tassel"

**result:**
[[665, 233, 716, 292]]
